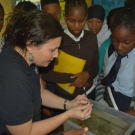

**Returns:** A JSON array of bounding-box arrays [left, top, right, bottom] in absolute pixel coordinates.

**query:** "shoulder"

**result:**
[[84, 30, 96, 38]]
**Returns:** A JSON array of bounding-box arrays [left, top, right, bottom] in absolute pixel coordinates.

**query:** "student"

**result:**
[[0, 3, 4, 52], [42, 0, 98, 102], [86, 4, 111, 48], [40, 0, 61, 22], [0, 9, 92, 135], [98, 8, 121, 74], [95, 7, 135, 115]]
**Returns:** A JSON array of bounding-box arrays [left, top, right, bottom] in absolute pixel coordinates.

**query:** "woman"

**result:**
[[0, 9, 92, 135]]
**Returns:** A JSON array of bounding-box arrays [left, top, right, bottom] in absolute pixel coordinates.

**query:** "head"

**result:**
[[124, 0, 135, 8], [64, 0, 87, 38], [40, 0, 61, 21], [14, 1, 37, 12], [3, 10, 63, 67], [87, 5, 105, 35], [111, 7, 135, 56], [107, 7, 122, 30], [0, 3, 4, 32]]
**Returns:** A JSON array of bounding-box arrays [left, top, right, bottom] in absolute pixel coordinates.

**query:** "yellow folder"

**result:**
[[53, 50, 86, 94]]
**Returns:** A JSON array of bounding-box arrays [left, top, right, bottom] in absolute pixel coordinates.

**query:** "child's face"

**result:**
[[0, 9, 4, 32], [42, 3, 61, 22], [64, 7, 87, 38], [112, 26, 135, 56], [87, 18, 103, 35]]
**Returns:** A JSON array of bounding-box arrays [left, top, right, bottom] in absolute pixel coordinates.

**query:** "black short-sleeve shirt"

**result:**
[[0, 45, 42, 134]]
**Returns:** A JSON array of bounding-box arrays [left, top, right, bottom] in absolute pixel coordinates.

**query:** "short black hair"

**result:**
[[112, 7, 135, 34], [65, 0, 87, 14], [40, 0, 60, 8], [14, 1, 37, 12]]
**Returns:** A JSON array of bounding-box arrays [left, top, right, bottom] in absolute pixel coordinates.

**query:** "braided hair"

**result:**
[[65, 0, 87, 14], [111, 7, 135, 35]]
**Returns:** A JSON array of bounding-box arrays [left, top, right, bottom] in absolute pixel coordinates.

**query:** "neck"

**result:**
[[14, 46, 32, 66]]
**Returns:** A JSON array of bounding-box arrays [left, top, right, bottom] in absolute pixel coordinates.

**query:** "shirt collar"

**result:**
[[64, 28, 84, 42], [6, 44, 32, 75]]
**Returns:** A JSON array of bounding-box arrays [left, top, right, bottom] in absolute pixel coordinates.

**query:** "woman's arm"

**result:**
[[6, 100, 92, 135], [40, 76, 90, 109]]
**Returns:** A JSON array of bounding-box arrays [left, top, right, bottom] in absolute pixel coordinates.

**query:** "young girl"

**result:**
[[42, 0, 98, 101], [96, 7, 135, 116]]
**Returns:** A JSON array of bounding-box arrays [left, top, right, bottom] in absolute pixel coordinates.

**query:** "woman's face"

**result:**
[[64, 7, 87, 38], [28, 37, 62, 67], [87, 18, 103, 35], [112, 26, 135, 56]]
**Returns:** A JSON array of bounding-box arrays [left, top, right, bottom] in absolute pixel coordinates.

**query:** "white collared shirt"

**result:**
[[104, 47, 135, 97], [64, 28, 84, 42]]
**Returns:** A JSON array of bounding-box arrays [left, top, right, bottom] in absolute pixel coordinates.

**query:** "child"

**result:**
[[41, 0, 98, 102], [86, 4, 111, 48], [96, 7, 135, 115], [40, 0, 61, 22], [0, 3, 4, 52], [98, 8, 121, 73]]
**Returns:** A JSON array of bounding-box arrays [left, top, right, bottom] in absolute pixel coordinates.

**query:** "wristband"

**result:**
[[64, 99, 68, 110]]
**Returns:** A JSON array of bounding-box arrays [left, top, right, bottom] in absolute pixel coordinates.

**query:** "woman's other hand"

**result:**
[[66, 103, 92, 120], [66, 95, 89, 110], [63, 127, 88, 135]]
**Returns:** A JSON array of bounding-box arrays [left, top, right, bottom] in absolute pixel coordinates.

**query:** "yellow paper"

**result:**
[[54, 50, 86, 94]]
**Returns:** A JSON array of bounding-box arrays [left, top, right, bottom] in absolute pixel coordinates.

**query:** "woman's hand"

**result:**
[[66, 95, 89, 110], [66, 103, 92, 120], [70, 71, 90, 88], [63, 127, 88, 135]]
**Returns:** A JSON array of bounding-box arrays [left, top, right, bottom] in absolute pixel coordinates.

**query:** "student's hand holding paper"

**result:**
[[70, 71, 89, 88]]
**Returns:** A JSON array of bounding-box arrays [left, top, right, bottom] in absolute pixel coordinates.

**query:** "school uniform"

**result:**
[[96, 47, 135, 111], [42, 28, 98, 100]]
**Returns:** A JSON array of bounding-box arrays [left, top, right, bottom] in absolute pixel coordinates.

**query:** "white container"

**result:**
[[64, 100, 135, 135]]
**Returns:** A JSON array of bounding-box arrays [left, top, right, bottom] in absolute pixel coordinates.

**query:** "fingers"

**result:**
[[70, 74, 79, 79], [76, 95, 89, 104], [83, 127, 88, 132], [79, 104, 93, 120]]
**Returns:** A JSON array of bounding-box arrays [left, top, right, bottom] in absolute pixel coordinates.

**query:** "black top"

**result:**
[[0, 45, 41, 134]]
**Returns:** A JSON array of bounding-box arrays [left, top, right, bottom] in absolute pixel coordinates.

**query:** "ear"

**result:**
[[26, 40, 35, 54]]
